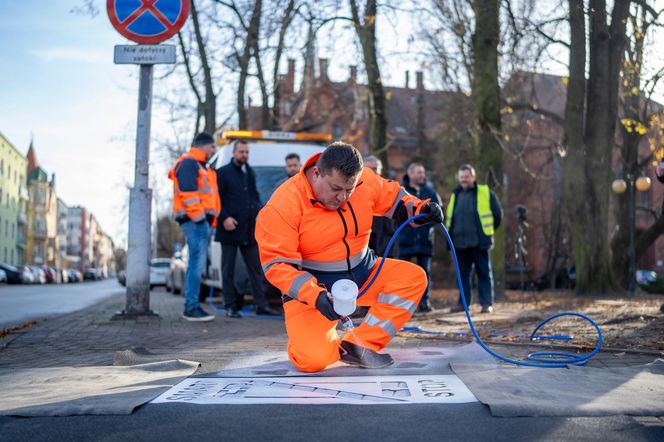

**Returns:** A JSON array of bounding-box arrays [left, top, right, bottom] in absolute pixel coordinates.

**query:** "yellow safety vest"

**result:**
[[445, 184, 494, 236]]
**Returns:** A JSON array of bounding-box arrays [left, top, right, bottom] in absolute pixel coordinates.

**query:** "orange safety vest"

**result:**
[[256, 152, 427, 306], [168, 147, 221, 227]]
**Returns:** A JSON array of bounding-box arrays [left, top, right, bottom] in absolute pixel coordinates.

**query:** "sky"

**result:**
[[0, 1, 144, 247], [0, 1, 661, 249]]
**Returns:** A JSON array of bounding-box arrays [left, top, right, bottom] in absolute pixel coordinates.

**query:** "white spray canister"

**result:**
[[330, 279, 358, 317]]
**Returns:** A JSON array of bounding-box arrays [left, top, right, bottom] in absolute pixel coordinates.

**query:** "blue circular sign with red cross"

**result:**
[[107, 0, 190, 44]]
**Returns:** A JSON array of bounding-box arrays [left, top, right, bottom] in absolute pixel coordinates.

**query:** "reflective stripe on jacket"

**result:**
[[255, 152, 427, 307], [168, 147, 221, 227]]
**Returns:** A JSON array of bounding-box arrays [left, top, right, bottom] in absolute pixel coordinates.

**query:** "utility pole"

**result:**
[[122, 63, 156, 316]]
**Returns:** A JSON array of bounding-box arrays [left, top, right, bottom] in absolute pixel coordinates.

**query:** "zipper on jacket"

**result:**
[[336, 209, 352, 273], [346, 201, 359, 236]]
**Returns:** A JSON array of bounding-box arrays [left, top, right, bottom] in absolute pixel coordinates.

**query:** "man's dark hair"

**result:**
[[317, 141, 363, 178], [459, 164, 476, 176], [285, 153, 300, 162], [233, 139, 249, 151], [193, 132, 215, 147]]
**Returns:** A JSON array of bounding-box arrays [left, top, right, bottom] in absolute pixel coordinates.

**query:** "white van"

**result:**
[[202, 130, 331, 292]]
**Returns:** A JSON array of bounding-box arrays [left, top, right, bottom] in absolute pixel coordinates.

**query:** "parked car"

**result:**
[[28, 266, 46, 284], [150, 258, 171, 289], [57, 268, 69, 283], [0, 264, 32, 284], [83, 269, 98, 281], [40, 266, 58, 283], [67, 269, 82, 283], [166, 245, 250, 301]]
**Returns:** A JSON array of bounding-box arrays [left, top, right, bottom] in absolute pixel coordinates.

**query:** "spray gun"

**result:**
[[328, 279, 358, 331]]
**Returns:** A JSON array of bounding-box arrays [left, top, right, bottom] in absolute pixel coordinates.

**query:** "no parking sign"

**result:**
[[107, 0, 190, 45]]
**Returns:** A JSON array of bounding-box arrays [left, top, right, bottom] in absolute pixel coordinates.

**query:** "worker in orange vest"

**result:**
[[256, 142, 443, 371], [168, 132, 221, 322]]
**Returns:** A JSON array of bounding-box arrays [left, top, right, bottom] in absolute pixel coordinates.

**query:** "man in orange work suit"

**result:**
[[255, 142, 444, 371]]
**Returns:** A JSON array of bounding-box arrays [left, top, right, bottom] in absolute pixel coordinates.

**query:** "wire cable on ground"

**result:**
[[361, 213, 603, 368], [206, 212, 603, 366]]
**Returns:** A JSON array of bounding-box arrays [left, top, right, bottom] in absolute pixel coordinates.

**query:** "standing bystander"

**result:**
[[446, 164, 502, 313], [168, 132, 220, 322], [398, 162, 443, 313], [216, 140, 280, 318]]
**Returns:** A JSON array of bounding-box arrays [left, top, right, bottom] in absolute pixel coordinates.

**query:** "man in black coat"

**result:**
[[364, 155, 397, 258], [398, 162, 443, 313], [216, 140, 279, 317]]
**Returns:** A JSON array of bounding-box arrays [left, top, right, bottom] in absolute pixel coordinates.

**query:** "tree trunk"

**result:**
[[611, 5, 650, 289], [237, 0, 262, 129], [471, 0, 504, 296], [191, 0, 216, 134], [564, 0, 629, 294], [350, 0, 388, 166], [271, 0, 296, 130]]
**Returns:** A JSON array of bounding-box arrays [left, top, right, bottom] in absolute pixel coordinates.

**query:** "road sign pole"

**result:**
[[123, 64, 156, 317]]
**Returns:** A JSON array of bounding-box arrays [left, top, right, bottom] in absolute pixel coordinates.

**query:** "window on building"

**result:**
[[10, 249, 14, 264], [0, 159, 3, 176], [11, 222, 15, 239], [3, 248, 6, 262], [5, 219, 8, 236]]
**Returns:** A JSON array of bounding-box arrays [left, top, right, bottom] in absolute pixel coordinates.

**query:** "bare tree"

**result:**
[[611, 3, 664, 289], [349, 0, 388, 167], [563, 0, 632, 294]]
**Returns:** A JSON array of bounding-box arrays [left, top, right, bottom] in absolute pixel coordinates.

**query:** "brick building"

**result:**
[[246, 61, 664, 286]]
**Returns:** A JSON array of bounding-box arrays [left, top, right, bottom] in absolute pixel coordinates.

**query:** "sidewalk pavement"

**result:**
[[0, 285, 659, 373]]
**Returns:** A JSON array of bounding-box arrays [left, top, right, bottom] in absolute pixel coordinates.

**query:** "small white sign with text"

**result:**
[[113, 45, 176, 65], [151, 375, 477, 405]]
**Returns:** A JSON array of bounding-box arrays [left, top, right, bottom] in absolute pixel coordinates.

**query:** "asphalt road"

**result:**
[[0, 279, 124, 328], [0, 403, 662, 441]]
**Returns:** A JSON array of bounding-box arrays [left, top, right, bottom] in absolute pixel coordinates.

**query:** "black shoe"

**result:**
[[416, 302, 434, 313], [182, 307, 215, 322], [339, 341, 394, 369], [226, 309, 242, 318], [255, 306, 281, 316]]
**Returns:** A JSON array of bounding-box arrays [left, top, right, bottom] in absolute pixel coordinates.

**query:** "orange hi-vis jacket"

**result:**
[[168, 147, 221, 227], [256, 152, 428, 307]]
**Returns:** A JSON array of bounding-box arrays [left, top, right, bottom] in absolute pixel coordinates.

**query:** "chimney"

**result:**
[[405, 71, 410, 89], [286, 58, 295, 92], [416, 71, 424, 90], [319, 58, 328, 81], [349, 65, 357, 83]]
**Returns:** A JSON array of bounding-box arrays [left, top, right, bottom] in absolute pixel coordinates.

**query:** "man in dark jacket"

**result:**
[[216, 140, 279, 317], [365, 156, 396, 258], [446, 164, 502, 314], [398, 162, 443, 312]]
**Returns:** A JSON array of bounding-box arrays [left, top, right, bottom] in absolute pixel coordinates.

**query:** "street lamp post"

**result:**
[[612, 173, 651, 293]]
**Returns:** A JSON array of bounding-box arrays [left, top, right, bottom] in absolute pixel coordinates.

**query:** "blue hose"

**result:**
[[362, 213, 603, 368], [206, 212, 603, 367]]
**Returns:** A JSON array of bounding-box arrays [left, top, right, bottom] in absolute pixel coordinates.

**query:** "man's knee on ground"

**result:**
[[288, 342, 339, 373]]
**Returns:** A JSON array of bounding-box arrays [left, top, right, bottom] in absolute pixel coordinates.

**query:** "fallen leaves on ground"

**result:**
[[408, 289, 664, 352]]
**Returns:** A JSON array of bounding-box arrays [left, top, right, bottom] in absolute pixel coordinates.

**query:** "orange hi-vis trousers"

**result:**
[[284, 258, 427, 373]]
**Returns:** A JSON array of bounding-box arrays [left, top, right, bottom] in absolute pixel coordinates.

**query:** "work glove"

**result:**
[[414, 202, 444, 225], [315, 292, 341, 321]]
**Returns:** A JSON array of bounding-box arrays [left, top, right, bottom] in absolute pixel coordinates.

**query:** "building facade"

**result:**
[[24, 143, 59, 267], [0, 132, 28, 265]]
